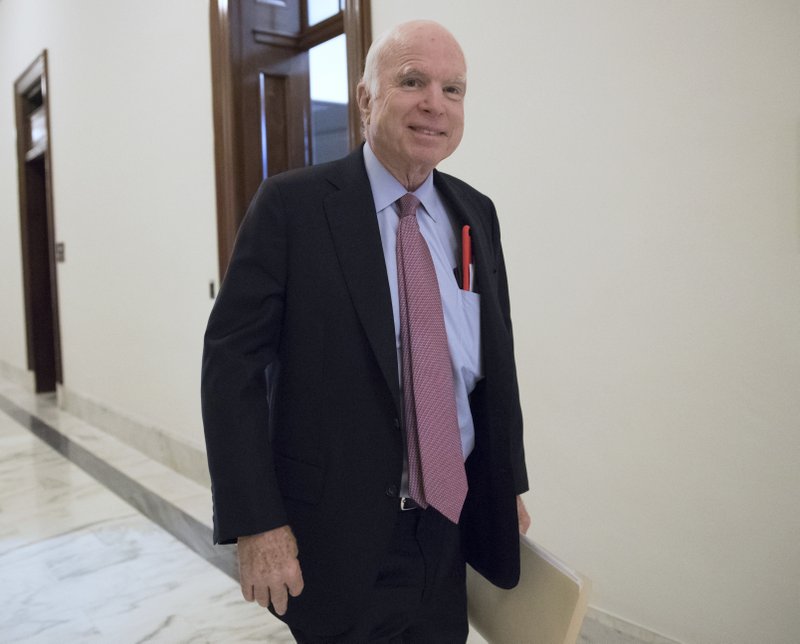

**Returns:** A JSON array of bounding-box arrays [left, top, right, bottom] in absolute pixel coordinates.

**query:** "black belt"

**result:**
[[399, 497, 421, 511]]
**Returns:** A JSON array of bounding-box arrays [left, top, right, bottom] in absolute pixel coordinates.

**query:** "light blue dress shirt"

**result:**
[[363, 144, 483, 494]]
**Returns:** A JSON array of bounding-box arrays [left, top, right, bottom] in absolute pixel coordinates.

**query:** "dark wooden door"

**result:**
[[210, 0, 371, 277], [239, 17, 311, 204], [15, 52, 62, 393]]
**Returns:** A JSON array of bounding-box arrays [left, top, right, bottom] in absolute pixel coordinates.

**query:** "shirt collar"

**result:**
[[363, 143, 437, 221]]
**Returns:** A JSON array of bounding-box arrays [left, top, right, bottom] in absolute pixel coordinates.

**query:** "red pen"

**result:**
[[461, 225, 472, 291]]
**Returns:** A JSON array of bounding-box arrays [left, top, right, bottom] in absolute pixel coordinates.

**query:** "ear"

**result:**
[[356, 81, 371, 124]]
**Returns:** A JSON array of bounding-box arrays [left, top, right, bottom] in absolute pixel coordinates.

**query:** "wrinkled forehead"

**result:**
[[381, 30, 466, 79]]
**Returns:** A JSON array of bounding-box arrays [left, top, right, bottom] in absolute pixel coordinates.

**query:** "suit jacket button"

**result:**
[[385, 485, 398, 497]]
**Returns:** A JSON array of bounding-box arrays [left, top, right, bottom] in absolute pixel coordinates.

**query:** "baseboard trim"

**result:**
[[58, 385, 211, 488], [584, 606, 683, 644], [0, 360, 35, 392]]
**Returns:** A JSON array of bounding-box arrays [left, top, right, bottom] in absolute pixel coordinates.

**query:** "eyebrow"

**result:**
[[396, 67, 467, 86], [396, 67, 426, 80]]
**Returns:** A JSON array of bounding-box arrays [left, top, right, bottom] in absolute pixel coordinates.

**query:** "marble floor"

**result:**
[[0, 377, 635, 644], [0, 394, 295, 643], [0, 379, 494, 644]]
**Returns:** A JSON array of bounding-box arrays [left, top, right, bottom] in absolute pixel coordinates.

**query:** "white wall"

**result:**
[[0, 2, 28, 371], [1, 1, 799, 642], [0, 0, 218, 442], [373, 2, 800, 643]]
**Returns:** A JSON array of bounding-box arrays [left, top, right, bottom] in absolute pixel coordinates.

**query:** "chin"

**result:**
[[408, 145, 450, 168]]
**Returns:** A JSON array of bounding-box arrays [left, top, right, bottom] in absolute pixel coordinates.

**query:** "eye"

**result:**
[[444, 85, 465, 98], [400, 77, 421, 88]]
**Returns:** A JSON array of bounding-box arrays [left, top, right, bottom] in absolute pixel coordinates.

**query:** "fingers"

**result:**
[[269, 583, 290, 615], [237, 526, 305, 614], [271, 558, 304, 613], [516, 495, 531, 535], [240, 578, 297, 615], [253, 583, 271, 608], [240, 576, 293, 613], [287, 565, 305, 598]]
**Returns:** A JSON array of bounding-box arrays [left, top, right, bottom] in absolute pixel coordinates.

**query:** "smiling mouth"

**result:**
[[409, 126, 445, 137]]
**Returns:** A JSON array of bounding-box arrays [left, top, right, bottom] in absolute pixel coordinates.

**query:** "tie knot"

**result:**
[[398, 193, 420, 219]]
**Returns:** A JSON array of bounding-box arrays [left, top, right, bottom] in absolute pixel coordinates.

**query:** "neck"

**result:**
[[369, 146, 432, 192], [392, 164, 433, 193]]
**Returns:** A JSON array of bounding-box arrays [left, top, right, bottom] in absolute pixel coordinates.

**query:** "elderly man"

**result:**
[[201, 19, 529, 643]]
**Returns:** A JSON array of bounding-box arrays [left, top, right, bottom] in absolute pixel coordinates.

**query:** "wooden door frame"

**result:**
[[209, 0, 371, 278], [14, 50, 63, 391]]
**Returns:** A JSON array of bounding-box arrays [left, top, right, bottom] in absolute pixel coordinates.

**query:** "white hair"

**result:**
[[360, 26, 403, 98]]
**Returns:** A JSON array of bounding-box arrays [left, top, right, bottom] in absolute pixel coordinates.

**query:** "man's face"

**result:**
[[358, 25, 466, 187]]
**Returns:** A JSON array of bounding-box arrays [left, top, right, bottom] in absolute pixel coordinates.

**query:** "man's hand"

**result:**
[[237, 525, 304, 615], [516, 495, 531, 535]]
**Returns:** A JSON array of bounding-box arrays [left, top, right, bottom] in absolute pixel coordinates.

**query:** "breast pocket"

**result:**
[[458, 289, 483, 387]]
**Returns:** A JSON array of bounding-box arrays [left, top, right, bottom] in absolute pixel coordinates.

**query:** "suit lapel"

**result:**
[[434, 171, 509, 426], [323, 151, 401, 412], [433, 172, 496, 299]]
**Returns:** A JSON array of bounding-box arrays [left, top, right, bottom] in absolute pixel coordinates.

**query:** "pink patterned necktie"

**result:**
[[396, 193, 468, 524]]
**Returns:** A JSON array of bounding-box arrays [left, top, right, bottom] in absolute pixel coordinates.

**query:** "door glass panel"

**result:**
[[307, 0, 343, 26], [309, 34, 348, 164]]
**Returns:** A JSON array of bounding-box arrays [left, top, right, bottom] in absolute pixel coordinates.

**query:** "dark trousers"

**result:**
[[290, 507, 468, 643]]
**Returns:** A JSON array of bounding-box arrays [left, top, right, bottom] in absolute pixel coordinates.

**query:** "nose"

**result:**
[[419, 83, 446, 115]]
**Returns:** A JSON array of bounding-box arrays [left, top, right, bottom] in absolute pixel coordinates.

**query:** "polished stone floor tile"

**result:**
[[0, 411, 293, 643]]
